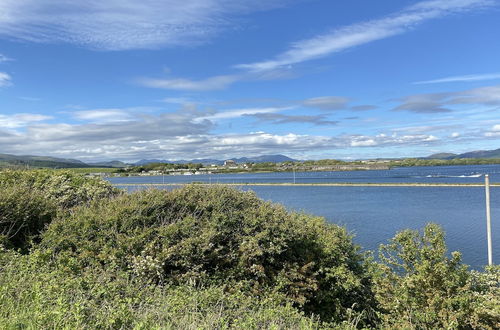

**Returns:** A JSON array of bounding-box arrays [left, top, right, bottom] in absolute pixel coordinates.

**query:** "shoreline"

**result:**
[[113, 182, 500, 187]]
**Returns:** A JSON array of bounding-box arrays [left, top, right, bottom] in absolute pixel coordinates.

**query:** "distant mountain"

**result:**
[[134, 159, 167, 165], [230, 155, 297, 163], [0, 153, 90, 168], [426, 148, 500, 159], [135, 158, 224, 166], [426, 153, 458, 159], [134, 154, 297, 166], [88, 160, 128, 168], [454, 148, 500, 159]]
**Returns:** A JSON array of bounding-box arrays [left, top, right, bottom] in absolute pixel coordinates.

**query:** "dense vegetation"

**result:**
[[389, 157, 500, 167], [0, 170, 498, 329], [117, 162, 205, 173]]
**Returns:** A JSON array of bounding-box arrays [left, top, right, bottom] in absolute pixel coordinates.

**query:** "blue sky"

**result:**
[[0, 0, 499, 162]]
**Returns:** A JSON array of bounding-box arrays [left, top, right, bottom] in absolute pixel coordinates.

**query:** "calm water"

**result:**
[[108, 165, 500, 269]]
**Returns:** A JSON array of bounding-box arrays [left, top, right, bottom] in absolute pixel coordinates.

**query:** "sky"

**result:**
[[0, 0, 499, 162]]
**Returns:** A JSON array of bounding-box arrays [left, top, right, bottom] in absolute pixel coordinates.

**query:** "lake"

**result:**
[[108, 164, 500, 269]]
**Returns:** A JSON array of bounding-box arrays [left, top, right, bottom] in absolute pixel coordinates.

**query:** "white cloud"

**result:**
[[351, 139, 377, 147], [0, 0, 289, 51], [0, 72, 12, 87], [72, 109, 134, 123], [414, 72, 500, 84], [0, 113, 52, 128], [138, 74, 242, 91], [491, 124, 500, 131], [451, 132, 461, 138], [0, 107, 448, 161], [346, 133, 439, 148], [236, 0, 492, 71], [216, 132, 328, 148]]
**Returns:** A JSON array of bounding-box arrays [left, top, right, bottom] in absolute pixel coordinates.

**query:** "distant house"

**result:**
[[224, 160, 236, 167]]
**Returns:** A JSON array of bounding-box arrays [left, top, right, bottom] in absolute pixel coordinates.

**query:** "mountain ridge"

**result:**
[[134, 154, 297, 166], [426, 148, 500, 159], [1, 148, 499, 169]]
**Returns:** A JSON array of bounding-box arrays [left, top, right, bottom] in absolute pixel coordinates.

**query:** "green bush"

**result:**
[[374, 223, 500, 328], [2, 170, 497, 328], [0, 249, 322, 329], [41, 185, 378, 325], [0, 169, 121, 209], [0, 169, 120, 252], [0, 185, 57, 251], [468, 265, 500, 328]]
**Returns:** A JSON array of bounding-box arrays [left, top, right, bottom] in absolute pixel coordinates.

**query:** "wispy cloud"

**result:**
[[394, 85, 500, 113], [139, 0, 493, 92], [0, 54, 12, 62], [0, 113, 52, 128], [137, 67, 296, 91], [72, 109, 135, 123], [194, 106, 292, 122], [394, 94, 452, 113], [0, 72, 12, 87], [302, 96, 349, 111], [350, 105, 377, 111], [162, 97, 196, 105], [236, 0, 493, 71], [415, 72, 500, 84], [138, 74, 242, 91], [247, 113, 339, 126], [18, 96, 42, 102], [0, 0, 289, 51]]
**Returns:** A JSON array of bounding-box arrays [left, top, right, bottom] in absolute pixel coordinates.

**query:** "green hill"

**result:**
[[0, 153, 91, 168]]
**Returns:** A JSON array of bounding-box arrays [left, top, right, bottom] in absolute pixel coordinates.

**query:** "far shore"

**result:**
[[113, 182, 500, 187]]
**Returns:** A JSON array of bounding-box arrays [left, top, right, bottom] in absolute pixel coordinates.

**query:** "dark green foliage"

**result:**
[[374, 223, 500, 328], [41, 185, 377, 324], [0, 169, 121, 208], [389, 157, 500, 167], [0, 185, 57, 251], [0, 249, 321, 329], [0, 170, 120, 251], [120, 162, 204, 174]]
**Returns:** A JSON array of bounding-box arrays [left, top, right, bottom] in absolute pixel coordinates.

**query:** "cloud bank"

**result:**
[[0, 106, 444, 161]]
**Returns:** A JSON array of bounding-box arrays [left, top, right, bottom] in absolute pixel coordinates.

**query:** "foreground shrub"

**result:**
[[0, 185, 57, 251], [0, 169, 120, 252], [0, 169, 120, 209], [468, 265, 500, 327], [375, 223, 500, 329], [0, 249, 322, 329], [41, 185, 378, 325]]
